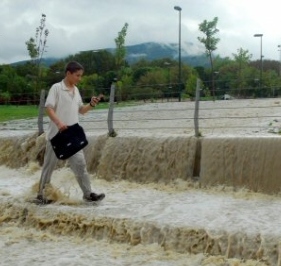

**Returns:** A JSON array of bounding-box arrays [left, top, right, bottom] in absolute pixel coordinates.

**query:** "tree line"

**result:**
[[1, 15, 281, 105]]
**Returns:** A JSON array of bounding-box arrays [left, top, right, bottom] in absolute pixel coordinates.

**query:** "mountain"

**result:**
[[111, 41, 210, 67], [11, 42, 210, 67], [10, 57, 63, 67]]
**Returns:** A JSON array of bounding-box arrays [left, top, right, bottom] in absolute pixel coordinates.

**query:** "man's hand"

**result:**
[[90, 94, 104, 107], [46, 107, 68, 132], [56, 121, 68, 132]]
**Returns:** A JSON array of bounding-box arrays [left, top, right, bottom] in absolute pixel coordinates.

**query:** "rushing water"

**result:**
[[1, 100, 281, 265]]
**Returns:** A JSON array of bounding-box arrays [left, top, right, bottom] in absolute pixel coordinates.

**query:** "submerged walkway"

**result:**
[[0, 165, 280, 265]]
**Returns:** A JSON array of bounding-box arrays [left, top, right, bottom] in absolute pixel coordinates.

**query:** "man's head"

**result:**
[[64, 61, 84, 74], [64, 61, 84, 86]]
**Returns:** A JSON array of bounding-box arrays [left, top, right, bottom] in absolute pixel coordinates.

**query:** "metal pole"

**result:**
[[194, 79, 200, 137], [260, 36, 263, 88], [254, 34, 263, 90], [278, 44, 281, 77], [174, 6, 182, 102], [178, 10, 182, 102]]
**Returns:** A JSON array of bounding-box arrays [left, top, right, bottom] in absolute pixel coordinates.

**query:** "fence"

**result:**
[[1, 78, 281, 137]]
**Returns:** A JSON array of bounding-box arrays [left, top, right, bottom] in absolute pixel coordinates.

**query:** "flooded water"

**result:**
[[1, 100, 281, 265]]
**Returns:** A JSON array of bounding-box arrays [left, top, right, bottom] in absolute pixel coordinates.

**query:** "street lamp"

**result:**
[[278, 44, 281, 77], [164, 62, 172, 100], [253, 33, 263, 89], [214, 71, 219, 94], [174, 5, 182, 102]]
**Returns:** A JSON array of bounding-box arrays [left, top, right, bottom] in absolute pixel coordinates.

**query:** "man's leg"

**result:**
[[38, 141, 58, 197], [68, 150, 92, 198]]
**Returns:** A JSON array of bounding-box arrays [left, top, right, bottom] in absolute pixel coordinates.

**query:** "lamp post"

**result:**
[[164, 62, 171, 98], [174, 5, 182, 102], [214, 71, 219, 96], [253, 34, 263, 89], [278, 44, 281, 77]]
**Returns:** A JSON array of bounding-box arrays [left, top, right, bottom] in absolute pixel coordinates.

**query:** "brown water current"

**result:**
[[1, 131, 281, 265]]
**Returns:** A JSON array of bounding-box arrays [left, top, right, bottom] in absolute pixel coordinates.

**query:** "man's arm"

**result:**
[[46, 107, 67, 131], [79, 96, 101, 114]]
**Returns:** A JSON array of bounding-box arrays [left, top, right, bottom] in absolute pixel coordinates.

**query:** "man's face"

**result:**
[[67, 70, 83, 85]]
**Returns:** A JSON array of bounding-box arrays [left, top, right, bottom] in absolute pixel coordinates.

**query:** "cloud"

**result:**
[[0, 0, 280, 64]]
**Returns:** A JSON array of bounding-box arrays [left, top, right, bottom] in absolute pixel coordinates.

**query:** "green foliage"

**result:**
[[104, 71, 118, 88], [25, 14, 49, 66], [198, 17, 220, 56], [198, 17, 220, 98], [3, 49, 281, 103], [115, 22, 129, 70], [137, 68, 166, 86], [14, 62, 36, 77], [25, 38, 38, 59], [232, 48, 252, 64], [129, 86, 162, 101], [132, 67, 153, 82], [1, 21, 281, 106], [116, 69, 134, 101], [185, 73, 198, 97], [63, 50, 116, 89], [0, 91, 11, 104], [0, 65, 29, 101], [25, 13, 49, 95], [79, 73, 104, 99], [44, 61, 66, 87]]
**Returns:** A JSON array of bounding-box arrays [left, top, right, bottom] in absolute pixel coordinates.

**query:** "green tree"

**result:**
[[232, 48, 252, 96], [0, 65, 29, 104], [44, 61, 65, 87], [115, 22, 129, 72], [185, 70, 199, 99], [198, 17, 220, 98], [114, 22, 129, 101], [137, 68, 166, 86], [79, 73, 104, 100], [262, 70, 281, 97], [132, 66, 153, 82], [25, 13, 49, 93], [133, 68, 164, 100], [64, 50, 116, 90], [0, 91, 11, 104]]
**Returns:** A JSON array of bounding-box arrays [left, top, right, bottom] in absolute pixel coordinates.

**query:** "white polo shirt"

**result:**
[[45, 80, 84, 140]]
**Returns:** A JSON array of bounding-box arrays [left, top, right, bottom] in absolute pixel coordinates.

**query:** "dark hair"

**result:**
[[64, 61, 84, 74]]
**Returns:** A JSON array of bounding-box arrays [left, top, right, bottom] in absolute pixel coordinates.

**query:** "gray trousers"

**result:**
[[38, 141, 92, 198]]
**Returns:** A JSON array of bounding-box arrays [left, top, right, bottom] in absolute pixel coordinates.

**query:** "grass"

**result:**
[[0, 101, 139, 123], [0, 105, 40, 122]]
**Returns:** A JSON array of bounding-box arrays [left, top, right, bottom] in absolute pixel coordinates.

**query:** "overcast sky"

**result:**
[[0, 0, 280, 64]]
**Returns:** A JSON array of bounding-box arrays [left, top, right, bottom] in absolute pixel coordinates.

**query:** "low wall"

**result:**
[[1, 133, 281, 194], [200, 137, 281, 194]]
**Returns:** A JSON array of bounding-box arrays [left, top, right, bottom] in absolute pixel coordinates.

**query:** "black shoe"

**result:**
[[83, 192, 105, 202], [34, 195, 53, 205]]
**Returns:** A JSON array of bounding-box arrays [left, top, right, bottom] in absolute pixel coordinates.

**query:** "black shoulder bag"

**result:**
[[50, 123, 88, 160]]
